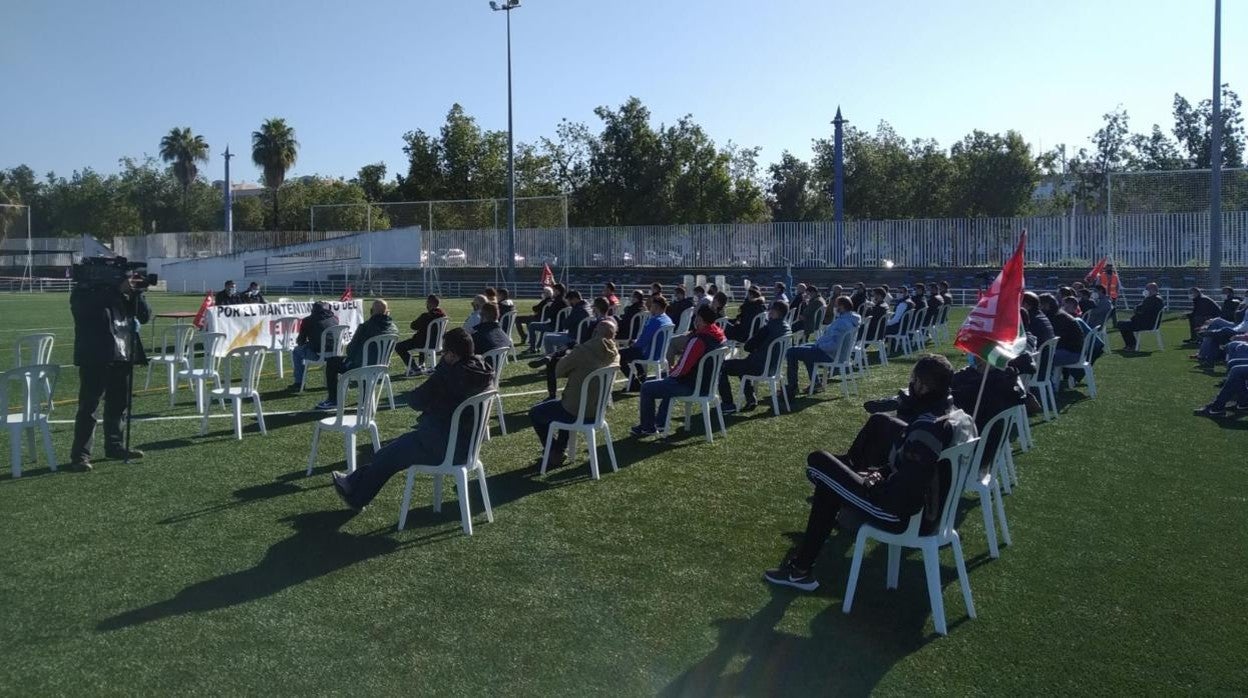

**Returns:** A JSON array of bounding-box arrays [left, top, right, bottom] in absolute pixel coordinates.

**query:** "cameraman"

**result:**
[[69, 273, 151, 470]]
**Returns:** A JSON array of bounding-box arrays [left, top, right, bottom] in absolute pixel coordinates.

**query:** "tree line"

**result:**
[[1, 88, 1243, 238]]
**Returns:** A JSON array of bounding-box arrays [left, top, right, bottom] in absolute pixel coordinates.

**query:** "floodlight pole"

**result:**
[[491, 0, 520, 288], [1208, 0, 1223, 288], [223, 146, 235, 254], [832, 107, 847, 268]]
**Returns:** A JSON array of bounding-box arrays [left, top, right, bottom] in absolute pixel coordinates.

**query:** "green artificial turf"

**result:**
[[0, 292, 1244, 695]]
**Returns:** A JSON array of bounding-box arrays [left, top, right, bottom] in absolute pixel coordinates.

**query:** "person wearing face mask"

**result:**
[[1219, 287, 1243, 322], [214, 280, 239, 306], [786, 296, 860, 396], [1084, 284, 1114, 329], [1117, 282, 1164, 352], [1184, 287, 1221, 344], [764, 354, 977, 591]]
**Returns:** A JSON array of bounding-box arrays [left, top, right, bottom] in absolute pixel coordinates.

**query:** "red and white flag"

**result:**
[[955, 231, 1028, 369], [539, 263, 555, 287], [1085, 256, 1107, 283], [340, 286, 353, 302], [192, 292, 214, 329]]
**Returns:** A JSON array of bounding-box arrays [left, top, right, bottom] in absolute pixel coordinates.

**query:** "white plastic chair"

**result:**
[[810, 329, 860, 397], [862, 313, 889, 366], [145, 323, 197, 406], [481, 347, 510, 436], [362, 332, 399, 410], [540, 366, 619, 479], [407, 317, 447, 374], [801, 306, 827, 343], [933, 304, 953, 345], [306, 365, 385, 475], [1056, 329, 1100, 398], [851, 315, 872, 374], [1026, 337, 1059, 421], [177, 332, 225, 413], [907, 306, 929, 350], [200, 345, 267, 440], [884, 309, 913, 357], [300, 324, 348, 392], [965, 411, 1013, 559], [14, 333, 55, 367], [500, 309, 519, 359], [663, 345, 730, 443], [626, 310, 650, 347], [842, 438, 981, 636], [2, 364, 58, 478], [267, 316, 300, 378], [740, 333, 793, 414], [674, 306, 695, 335], [1137, 307, 1165, 350], [631, 324, 674, 383], [397, 390, 496, 535]]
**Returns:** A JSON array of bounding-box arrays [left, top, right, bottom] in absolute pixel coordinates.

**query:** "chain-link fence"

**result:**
[[1109, 168, 1248, 267]]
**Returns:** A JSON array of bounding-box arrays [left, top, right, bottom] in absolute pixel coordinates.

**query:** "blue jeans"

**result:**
[[292, 344, 319, 383], [638, 378, 693, 431], [1227, 341, 1248, 365], [342, 429, 445, 508], [1211, 365, 1248, 409], [542, 332, 573, 355], [786, 345, 833, 392], [529, 398, 580, 451], [1052, 348, 1081, 367], [527, 321, 554, 351]]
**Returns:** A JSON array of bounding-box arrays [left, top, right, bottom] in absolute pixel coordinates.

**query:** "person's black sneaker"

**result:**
[[1193, 404, 1226, 418], [741, 400, 758, 412], [528, 357, 549, 369], [544, 447, 567, 468], [721, 403, 738, 415], [331, 471, 361, 511], [630, 425, 656, 438], [863, 397, 901, 414], [763, 558, 819, 591], [68, 456, 92, 472], [315, 399, 338, 411], [105, 448, 144, 460], [286, 383, 302, 392]]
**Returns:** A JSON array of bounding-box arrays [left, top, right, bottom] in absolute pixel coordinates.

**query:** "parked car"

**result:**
[[537, 251, 558, 267], [441, 248, 467, 266]]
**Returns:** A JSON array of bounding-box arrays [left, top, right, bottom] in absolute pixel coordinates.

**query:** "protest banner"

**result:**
[[202, 299, 364, 357]]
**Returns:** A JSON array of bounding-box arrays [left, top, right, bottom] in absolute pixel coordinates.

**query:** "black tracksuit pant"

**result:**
[[71, 362, 132, 461]]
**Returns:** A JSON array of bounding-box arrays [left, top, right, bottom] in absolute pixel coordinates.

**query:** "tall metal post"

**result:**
[[832, 107, 847, 267], [490, 1, 520, 285], [223, 146, 234, 253], [1209, 0, 1223, 288]]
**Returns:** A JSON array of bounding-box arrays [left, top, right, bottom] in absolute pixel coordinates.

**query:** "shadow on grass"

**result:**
[[159, 476, 331, 525], [99, 509, 427, 631]]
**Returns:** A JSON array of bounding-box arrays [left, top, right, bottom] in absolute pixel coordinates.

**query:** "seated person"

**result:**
[[1185, 287, 1222, 343], [618, 290, 647, 341], [526, 283, 568, 352], [764, 355, 977, 590], [330, 329, 493, 509], [630, 306, 726, 436], [515, 286, 553, 345], [667, 285, 694, 324], [774, 282, 789, 304], [539, 290, 592, 355], [528, 320, 619, 466], [214, 280, 238, 306], [317, 299, 398, 410], [1060, 297, 1105, 378], [1039, 292, 1085, 367], [601, 282, 620, 312], [718, 301, 791, 413], [1193, 314, 1248, 366], [725, 287, 767, 342], [396, 294, 447, 376], [862, 287, 890, 340], [923, 284, 945, 326], [1194, 361, 1248, 418], [786, 296, 860, 396], [289, 301, 338, 390], [462, 294, 487, 332], [1220, 287, 1243, 322], [1083, 284, 1114, 329], [1021, 291, 1055, 349], [1077, 287, 1096, 316], [649, 282, 663, 298], [241, 282, 266, 304], [937, 281, 953, 308], [692, 285, 709, 308], [533, 297, 611, 397], [883, 288, 914, 335], [471, 302, 512, 356], [1118, 283, 1164, 351], [497, 287, 516, 317], [849, 283, 867, 312], [791, 285, 826, 336], [668, 293, 727, 366], [619, 295, 674, 390]]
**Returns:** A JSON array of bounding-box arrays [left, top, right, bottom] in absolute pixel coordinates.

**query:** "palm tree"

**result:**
[[159, 127, 210, 228], [251, 118, 299, 231]]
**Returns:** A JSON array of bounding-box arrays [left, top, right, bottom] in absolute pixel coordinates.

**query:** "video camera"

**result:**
[[72, 256, 158, 290]]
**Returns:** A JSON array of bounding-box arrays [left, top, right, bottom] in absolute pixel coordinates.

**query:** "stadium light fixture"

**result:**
[[489, 0, 522, 286]]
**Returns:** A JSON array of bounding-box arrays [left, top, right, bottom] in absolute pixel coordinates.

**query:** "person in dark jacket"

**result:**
[[631, 306, 726, 436], [764, 355, 977, 591], [1220, 287, 1243, 322], [241, 282, 266, 304], [725, 286, 767, 342], [1077, 288, 1096, 316], [618, 290, 647, 341], [923, 284, 945, 327], [526, 283, 568, 352], [540, 290, 589, 355], [1021, 292, 1055, 349], [1184, 287, 1222, 343], [471, 302, 512, 356], [1040, 293, 1085, 366], [1118, 283, 1164, 351], [862, 287, 891, 341], [516, 286, 553, 345], [290, 301, 338, 390], [317, 299, 398, 410], [937, 281, 953, 308], [497, 287, 516, 318], [532, 297, 610, 398], [849, 283, 868, 312], [667, 285, 694, 325], [718, 301, 791, 413], [68, 273, 152, 470], [791, 286, 826, 336], [396, 295, 447, 376], [214, 280, 238, 306], [331, 328, 493, 510]]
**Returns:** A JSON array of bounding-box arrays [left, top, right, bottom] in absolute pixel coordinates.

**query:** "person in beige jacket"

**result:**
[[528, 319, 620, 466]]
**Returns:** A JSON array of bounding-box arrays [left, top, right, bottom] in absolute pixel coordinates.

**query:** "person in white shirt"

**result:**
[[463, 294, 486, 332]]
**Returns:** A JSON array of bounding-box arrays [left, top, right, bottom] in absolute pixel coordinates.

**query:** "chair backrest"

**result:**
[[197, 332, 226, 370], [15, 333, 55, 367], [937, 303, 952, 325], [221, 345, 266, 393], [1, 363, 59, 420], [319, 324, 349, 357], [425, 316, 449, 352], [628, 310, 650, 341], [554, 306, 572, 332], [833, 324, 857, 364], [573, 365, 618, 425], [644, 324, 675, 362], [785, 304, 800, 325], [1150, 307, 1164, 331], [270, 317, 300, 351], [909, 306, 927, 332], [332, 365, 387, 427], [675, 306, 695, 335], [756, 333, 792, 378], [481, 347, 509, 389], [928, 437, 981, 538], [500, 310, 517, 339], [362, 333, 399, 368], [166, 323, 198, 363], [441, 390, 497, 467], [812, 305, 827, 329], [574, 316, 594, 344], [854, 315, 870, 343], [713, 316, 730, 330], [974, 409, 1013, 477], [1033, 336, 1059, 380], [688, 345, 731, 399], [888, 310, 910, 336], [1078, 328, 1099, 364], [748, 311, 767, 339]]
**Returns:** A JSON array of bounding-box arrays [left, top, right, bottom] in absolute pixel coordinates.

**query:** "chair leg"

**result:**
[[345, 432, 357, 474], [398, 468, 417, 530], [842, 529, 869, 613], [992, 478, 1012, 547], [25, 428, 36, 463], [432, 475, 444, 512], [979, 485, 1000, 559], [199, 401, 210, 436], [306, 425, 321, 476], [951, 531, 976, 619], [780, 381, 790, 412], [886, 544, 902, 589], [1086, 368, 1097, 398], [715, 402, 727, 436], [921, 543, 948, 636], [495, 396, 507, 435], [277, 351, 285, 378], [144, 362, 153, 389], [10, 428, 22, 478], [702, 406, 713, 444], [602, 424, 618, 473], [385, 375, 396, 410], [40, 422, 56, 471], [370, 424, 381, 452], [254, 397, 266, 435], [454, 468, 473, 536], [540, 428, 556, 475], [232, 399, 243, 440], [476, 464, 494, 522], [770, 384, 780, 415], [587, 429, 601, 480]]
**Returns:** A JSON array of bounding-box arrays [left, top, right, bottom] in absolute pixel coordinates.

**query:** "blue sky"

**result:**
[[2, 0, 1241, 184]]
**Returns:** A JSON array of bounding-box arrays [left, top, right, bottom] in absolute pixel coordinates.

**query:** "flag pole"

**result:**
[[970, 356, 990, 423]]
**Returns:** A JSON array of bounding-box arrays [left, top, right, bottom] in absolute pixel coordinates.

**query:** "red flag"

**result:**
[[1085, 256, 1107, 283], [192, 292, 214, 329], [340, 286, 353, 302], [539, 263, 555, 287], [955, 231, 1028, 368]]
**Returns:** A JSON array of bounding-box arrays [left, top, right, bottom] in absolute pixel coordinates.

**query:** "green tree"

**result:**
[[251, 118, 299, 230], [1067, 108, 1132, 213], [1172, 85, 1245, 168], [948, 130, 1039, 217], [158, 127, 210, 226], [352, 163, 393, 202], [767, 152, 826, 221]]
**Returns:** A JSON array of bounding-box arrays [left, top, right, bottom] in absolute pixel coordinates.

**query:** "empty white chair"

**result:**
[[397, 390, 496, 535], [964, 411, 1013, 559], [1137, 306, 1165, 350], [1026, 337, 1059, 421], [481, 347, 510, 436], [2, 364, 59, 478], [300, 324, 348, 391], [145, 323, 197, 406], [362, 333, 399, 410], [307, 365, 385, 475], [200, 345, 267, 440], [540, 366, 619, 479], [14, 333, 55, 367], [933, 304, 953, 345], [267, 316, 300, 378], [739, 333, 793, 414], [406, 317, 447, 374], [177, 332, 225, 413], [809, 330, 860, 397], [631, 324, 674, 384], [842, 438, 981, 636], [1056, 329, 1100, 398], [663, 345, 730, 443]]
